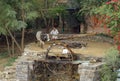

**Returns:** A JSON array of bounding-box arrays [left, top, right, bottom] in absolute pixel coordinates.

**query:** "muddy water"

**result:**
[[28, 40, 113, 57]]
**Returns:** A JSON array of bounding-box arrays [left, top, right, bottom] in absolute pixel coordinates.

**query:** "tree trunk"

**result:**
[[52, 17, 54, 27], [83, 16, 88, 33], [21, 0, 25, 52], [47, 19, 51, 32], [40, 10, 48, 32], [5, 35, 11, 57], [21, 28, 25, 52], [83, 24, 88, 33], [12, 33, 15, 57], [6, 27, 22, 53], [80, 23, 84, 34], [59, 14, 63, 32], [45, 0, 48, 8]]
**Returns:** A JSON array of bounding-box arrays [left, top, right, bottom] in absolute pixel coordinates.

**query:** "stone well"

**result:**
[[0, 49, 104, 81], [15, 49, 104, 81]]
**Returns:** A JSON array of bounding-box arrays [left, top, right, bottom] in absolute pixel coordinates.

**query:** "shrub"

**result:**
[[100, 47, 120, 81], [105, 47, 120, 69], [4, 57, 17, 66]]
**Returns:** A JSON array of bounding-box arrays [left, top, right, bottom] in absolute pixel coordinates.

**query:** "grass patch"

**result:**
[[0, 51, 9, 58], [100, 47, 120, 81], [4, 57, 17, 66]]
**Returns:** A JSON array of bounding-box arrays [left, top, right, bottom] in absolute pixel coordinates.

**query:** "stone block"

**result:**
[[78, 62, 103, 81], [16, 64, 30, 81], [4, 66, 16, 71]]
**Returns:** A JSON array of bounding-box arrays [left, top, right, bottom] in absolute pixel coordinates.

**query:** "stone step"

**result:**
[[4, 66, 16, 71], [0, 79, 19, 81]]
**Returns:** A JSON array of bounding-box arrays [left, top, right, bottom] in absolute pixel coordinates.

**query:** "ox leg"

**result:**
[[39, 40, 45, 49]]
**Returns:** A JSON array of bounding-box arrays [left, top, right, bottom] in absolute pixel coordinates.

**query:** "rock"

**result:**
[[90, 58, 97, 63]]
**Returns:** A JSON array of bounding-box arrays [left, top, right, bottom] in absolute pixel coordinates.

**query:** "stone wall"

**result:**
[[78, 35, 114, 44], [59, 34, 114, 44], [78, 63, 104, 81], [16, 50, 45, 81], [16, 64, 30, 81], [0, 49, 45, 81], [0, 65, 17, 81]]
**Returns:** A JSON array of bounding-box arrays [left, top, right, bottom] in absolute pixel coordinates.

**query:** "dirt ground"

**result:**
[[0, 58, 8, 71]]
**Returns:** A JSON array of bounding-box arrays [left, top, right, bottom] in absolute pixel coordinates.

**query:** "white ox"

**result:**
[[36, 31, 50, 48], [36, 31, 44, 48]]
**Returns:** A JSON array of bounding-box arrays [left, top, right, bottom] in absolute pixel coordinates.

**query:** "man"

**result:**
[[50, 27, 59, 40]]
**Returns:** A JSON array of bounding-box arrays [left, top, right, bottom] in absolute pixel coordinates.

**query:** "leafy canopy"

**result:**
[[0, 1, 26, 35], [94, 0, 120, 35]]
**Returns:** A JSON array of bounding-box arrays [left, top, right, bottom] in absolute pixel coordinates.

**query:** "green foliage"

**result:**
[[94, 1, 120, 36], [101, 65, 117, 81], [47, 6, 66, 18], [105, 47, 120, 68], [0, 51, 9, 58], [75, 0, 108, 26], [26, 11, 38, 20], [0, 0, 26, 35], [32, 0, 66, 18], [78, 0, 108, 16], [100, 47, 120, 81], [32, 0, 45, 9], [20, 1, 39, 21], [4, 57, 17, 66], [0, 0, 39, 30], [0, 27, 7, 35]]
